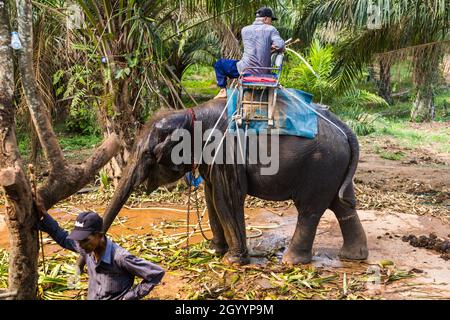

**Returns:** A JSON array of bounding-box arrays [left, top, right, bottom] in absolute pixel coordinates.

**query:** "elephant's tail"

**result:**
[[337, 120, 359, 208], [317, 106, 359, 208]]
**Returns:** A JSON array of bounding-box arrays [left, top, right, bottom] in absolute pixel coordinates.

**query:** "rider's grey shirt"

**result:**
[[236, 19, 285, 74], [39, 213, 165, 300]]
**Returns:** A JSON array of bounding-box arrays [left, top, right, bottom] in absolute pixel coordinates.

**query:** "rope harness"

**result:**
[[185, 108, 210, 254]]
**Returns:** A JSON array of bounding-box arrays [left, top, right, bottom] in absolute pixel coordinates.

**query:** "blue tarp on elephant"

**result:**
[[226, 88, 318, 138]]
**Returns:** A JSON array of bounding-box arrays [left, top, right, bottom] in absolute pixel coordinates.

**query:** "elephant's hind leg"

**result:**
[[282, 202, 328, 265], [330, 188, 368, 261]]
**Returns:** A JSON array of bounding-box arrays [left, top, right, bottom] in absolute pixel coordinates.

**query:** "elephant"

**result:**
[[101, 99, 368, 265]]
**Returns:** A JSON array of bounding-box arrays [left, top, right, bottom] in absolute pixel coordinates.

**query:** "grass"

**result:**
[[58, 134, 102, 151], [372, 119, 450, 153], [373, 145, 405, 161], [17, 133, 102, 161], [182, 64, 218, 98]]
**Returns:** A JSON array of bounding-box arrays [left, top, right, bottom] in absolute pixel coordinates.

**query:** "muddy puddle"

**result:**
[[1, 205, 449, 299]]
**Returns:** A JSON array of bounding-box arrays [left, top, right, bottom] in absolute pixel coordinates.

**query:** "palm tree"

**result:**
[[298, 0, 449, 121]]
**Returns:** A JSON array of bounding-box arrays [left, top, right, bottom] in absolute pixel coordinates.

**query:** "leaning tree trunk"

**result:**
[[411, 45, 444, 122], [378, 59, 393, 105], [0, 2, 39, 299], [99, 74, 137, 186]]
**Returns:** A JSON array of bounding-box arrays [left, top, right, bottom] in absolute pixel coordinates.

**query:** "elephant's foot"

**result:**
[[210, 241, 228, 256], [339, 243, 368, 260], [222, 251, 250, 266], [282, 249, 312, 265]]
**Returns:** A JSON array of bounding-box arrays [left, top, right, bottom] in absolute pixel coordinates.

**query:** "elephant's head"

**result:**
[[102, 110, 194, 232]]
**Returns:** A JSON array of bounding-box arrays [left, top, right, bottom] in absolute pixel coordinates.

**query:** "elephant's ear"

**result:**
[[152, 112, 190, 170], [153, 134, 184, 173], [153, 134, 173, 164]]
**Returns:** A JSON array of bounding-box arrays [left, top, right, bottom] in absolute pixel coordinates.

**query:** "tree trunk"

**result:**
[[30, 125, 40, 166], [0, 2, 39, 299], [378, 59, 393, 105], [411, 45, 444, 122], [98, 76, 136, 186]]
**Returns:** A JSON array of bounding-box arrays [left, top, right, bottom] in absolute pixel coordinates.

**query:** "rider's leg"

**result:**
[[214, 59, 240, 99]]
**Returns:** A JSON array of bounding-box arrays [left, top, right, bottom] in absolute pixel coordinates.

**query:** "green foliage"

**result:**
[[285, 40, 388, 107], [98, 169, 110, 193], [299, 0, 449, 122], [434, 88, 450, 121], [338, 109, 379, 136], [53, 62, 102, 135], [58, 134, 102, 151], [285, 40, 337, 103], [284, 40, 388, 136]]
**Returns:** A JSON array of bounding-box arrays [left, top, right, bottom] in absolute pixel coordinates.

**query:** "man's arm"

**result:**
[[38, 213, 81, 253], [117, 252, 165, 300], [270, 27, 285, 52]]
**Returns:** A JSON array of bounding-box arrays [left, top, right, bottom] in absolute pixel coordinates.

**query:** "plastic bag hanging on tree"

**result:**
[[10, 31, 22, 50]]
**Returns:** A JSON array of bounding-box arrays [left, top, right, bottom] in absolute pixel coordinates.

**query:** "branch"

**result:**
[[38, 133, 121, 209], [0, 167, 17, 187]]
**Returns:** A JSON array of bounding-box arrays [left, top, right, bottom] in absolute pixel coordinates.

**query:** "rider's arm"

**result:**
[[271, 27, 285, 52]]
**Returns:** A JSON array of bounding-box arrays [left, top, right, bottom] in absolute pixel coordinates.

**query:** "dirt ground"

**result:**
[[0, 122, 449, 299]]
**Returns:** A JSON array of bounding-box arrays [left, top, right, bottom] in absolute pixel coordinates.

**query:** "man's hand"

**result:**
[[271, 45, 285, 53], [33, 195, 47, 219]]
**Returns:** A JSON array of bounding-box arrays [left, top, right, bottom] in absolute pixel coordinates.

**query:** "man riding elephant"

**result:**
[[214, 7, 285, 99]]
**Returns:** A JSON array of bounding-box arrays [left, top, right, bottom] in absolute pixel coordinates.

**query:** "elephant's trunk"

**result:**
[[102, 161, 145, 233]]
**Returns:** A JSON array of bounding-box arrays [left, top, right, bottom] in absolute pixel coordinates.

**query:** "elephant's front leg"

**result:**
[[204, 181, 228, 256], [213, 193, 249, 265], [210, 166, 249, 265]]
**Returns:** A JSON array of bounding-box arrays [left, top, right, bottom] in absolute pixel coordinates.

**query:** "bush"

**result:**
[[53, 65, 102, 135], [66, 104, 99, 135]]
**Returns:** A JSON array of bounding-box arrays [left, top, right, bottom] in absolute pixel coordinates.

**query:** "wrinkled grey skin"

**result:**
[[102, 99, 368, 265]]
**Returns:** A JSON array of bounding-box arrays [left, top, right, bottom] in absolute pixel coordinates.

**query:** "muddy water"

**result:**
[[245, 207, 450, 299], [0, 205, 213, 250], [1, 205, 449, 299]]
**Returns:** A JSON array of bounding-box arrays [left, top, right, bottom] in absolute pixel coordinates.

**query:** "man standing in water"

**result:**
[[38, 208, 165, 300], [213, 7, 285, 99]]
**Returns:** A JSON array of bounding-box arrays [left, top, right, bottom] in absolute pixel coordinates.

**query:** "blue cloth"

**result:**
[[226, 88, 318, 139], [214, 59, 240, 88], [185, 171, 203, 189], [39, 214, 165, 300]]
